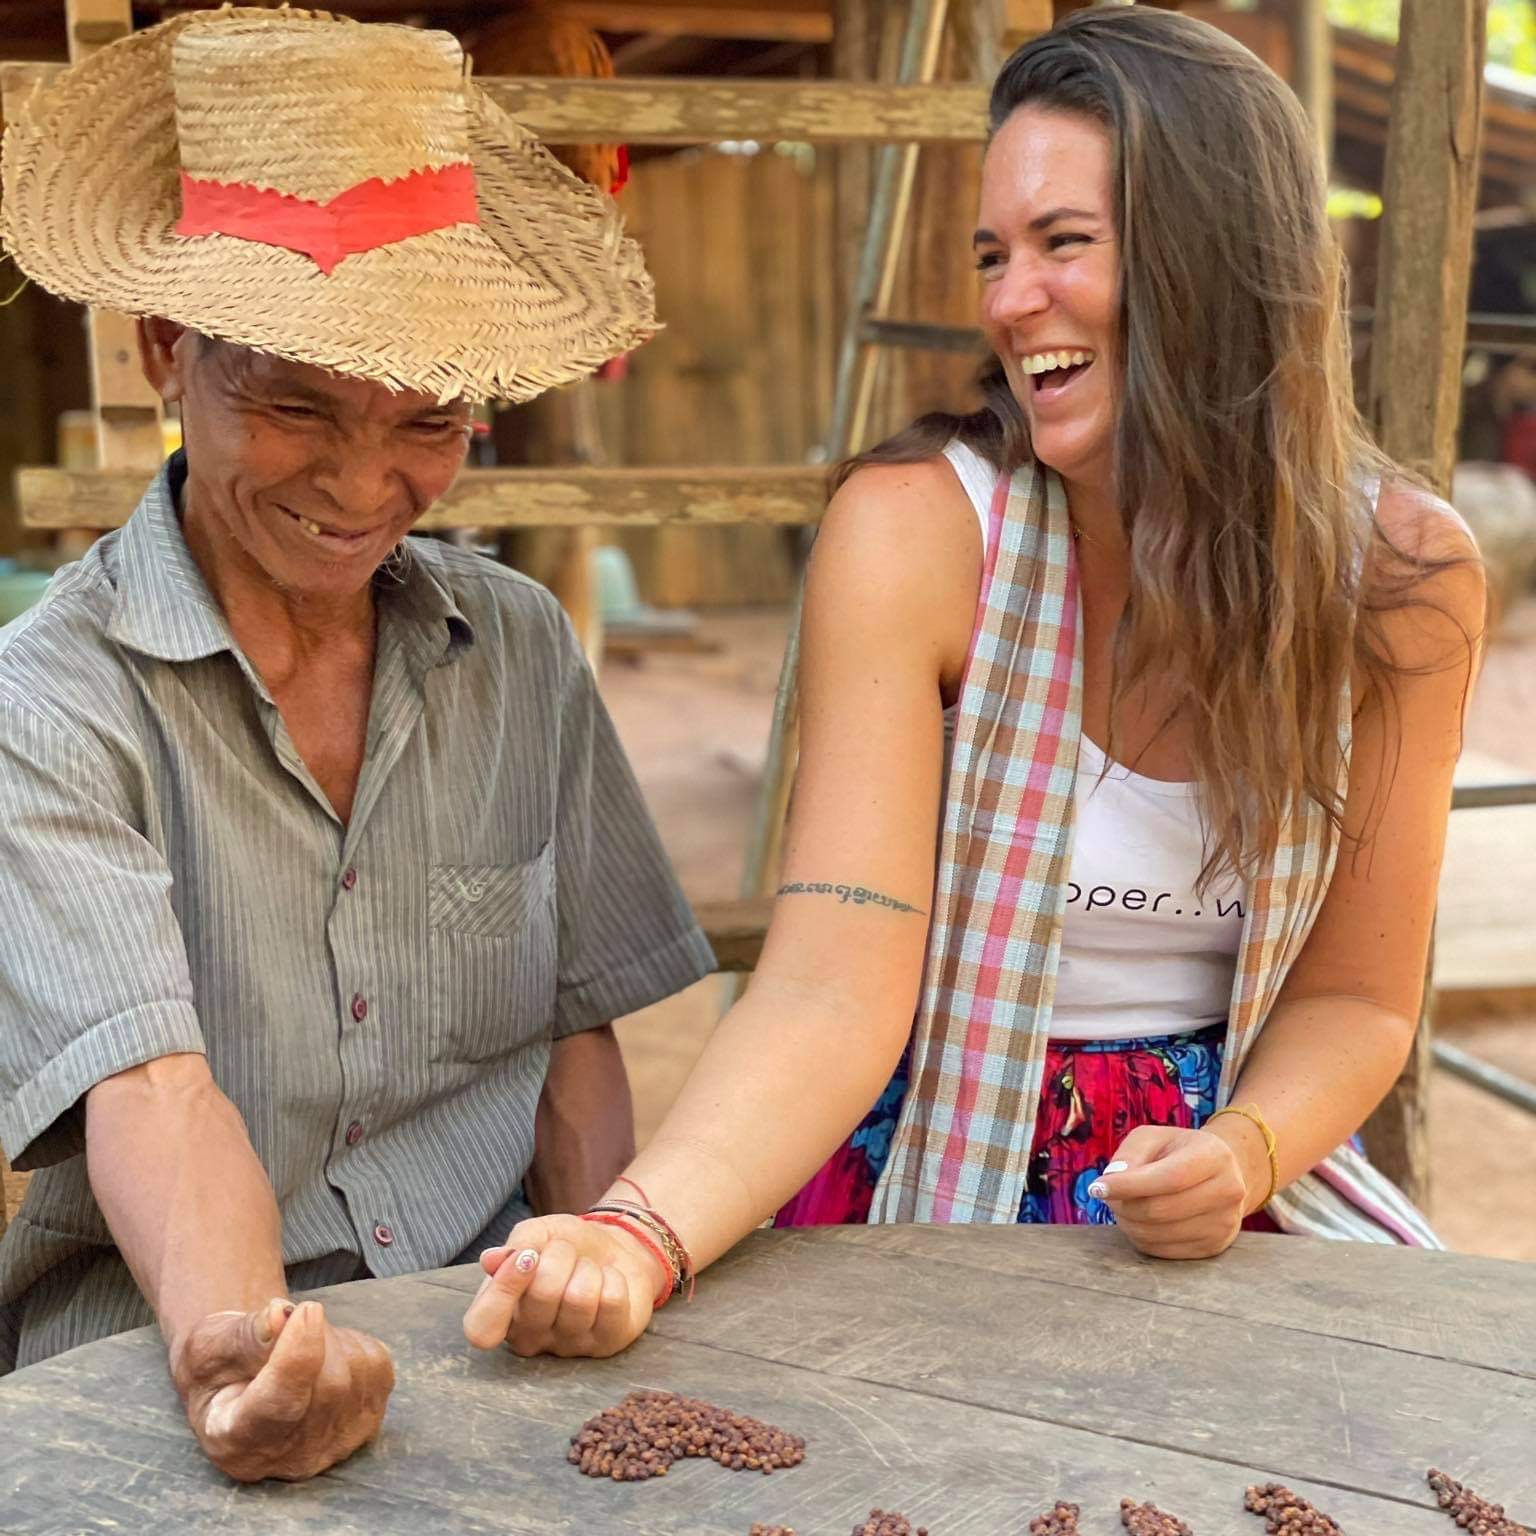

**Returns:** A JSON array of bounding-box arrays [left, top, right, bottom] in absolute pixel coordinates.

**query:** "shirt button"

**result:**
[[341, 867, 358, 891], [345, 1121, 364, 1147], [373, 1223, 394, 1247], [351, 994, 368, 1022]]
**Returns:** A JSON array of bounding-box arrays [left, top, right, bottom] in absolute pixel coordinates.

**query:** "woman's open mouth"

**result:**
[[1021, 349, 1095, 401]]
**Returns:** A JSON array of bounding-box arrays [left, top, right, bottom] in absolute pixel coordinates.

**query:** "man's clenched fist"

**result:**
[[170, 1298, 395, 1482]]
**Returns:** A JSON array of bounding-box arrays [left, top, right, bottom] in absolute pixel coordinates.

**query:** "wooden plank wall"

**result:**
[[595, 144, 837, 606]]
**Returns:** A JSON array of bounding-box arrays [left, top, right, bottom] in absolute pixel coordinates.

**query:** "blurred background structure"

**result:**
[[1, 0, 1533, 1257]]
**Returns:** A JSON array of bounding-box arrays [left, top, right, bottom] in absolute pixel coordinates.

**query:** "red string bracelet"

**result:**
[[580, 1211, 675, 1310], [586, 1201, 696, 1301]]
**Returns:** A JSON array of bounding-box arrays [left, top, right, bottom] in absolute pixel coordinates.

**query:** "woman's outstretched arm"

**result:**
[[464, 458, 982, 1355]]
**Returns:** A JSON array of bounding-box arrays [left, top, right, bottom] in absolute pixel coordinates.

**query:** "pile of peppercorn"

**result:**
[[1427, 1469, 1532, 1535], [1244, 1482, 1344, 1533], [747, 1526, 797, 1535], [1120, 1497, 1194, 1534], [850, 1510, 930, 1535], [567, 1390, 806, 1482], [1027, 1502, 1081, 1533]]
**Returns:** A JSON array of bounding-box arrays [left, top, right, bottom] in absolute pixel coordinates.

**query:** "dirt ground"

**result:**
[[6, 604, 1534, 1261]]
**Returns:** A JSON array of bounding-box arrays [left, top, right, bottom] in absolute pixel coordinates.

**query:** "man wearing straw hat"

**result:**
[[0, 6, 714, 1481]]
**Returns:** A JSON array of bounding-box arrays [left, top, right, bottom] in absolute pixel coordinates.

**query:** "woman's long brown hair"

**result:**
[[843, 7, 1479, 886]]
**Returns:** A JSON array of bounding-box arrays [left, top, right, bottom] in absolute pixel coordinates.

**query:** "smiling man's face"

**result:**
[[141, 321, 472, 605]]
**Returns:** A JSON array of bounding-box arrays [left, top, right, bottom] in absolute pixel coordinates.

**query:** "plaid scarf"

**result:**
[[870, 461, 1438, 1247]]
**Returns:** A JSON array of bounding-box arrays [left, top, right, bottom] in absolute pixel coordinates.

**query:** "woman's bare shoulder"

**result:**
[[1369, 478, 1487, 674], [816, 455, 983, 580], [806, 455, 986, 688], [1374, 478, 1477, 563]]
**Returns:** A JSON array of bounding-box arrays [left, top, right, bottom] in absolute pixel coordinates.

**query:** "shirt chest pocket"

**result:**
[[428, 845, 556, 1063]]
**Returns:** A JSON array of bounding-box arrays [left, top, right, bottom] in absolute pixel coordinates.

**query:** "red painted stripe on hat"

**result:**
[[176, 162, 480, 275]]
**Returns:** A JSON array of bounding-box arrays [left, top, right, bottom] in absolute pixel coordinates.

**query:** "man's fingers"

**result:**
[[180, 1298, 295, 1389], [325, 1327, 396, 1432], [227, 1301, 328, 1434], [463, 1246, 542, 1350]]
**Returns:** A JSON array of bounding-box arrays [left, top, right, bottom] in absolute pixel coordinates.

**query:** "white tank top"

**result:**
[[940, 440, 1245, 1040]]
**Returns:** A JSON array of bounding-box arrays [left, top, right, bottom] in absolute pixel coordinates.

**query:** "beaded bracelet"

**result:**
[[1207, 1102, 1280, 1207], [579, 1211, 676, 1309]]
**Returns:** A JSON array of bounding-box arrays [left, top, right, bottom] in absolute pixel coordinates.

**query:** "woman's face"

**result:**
[[976, 106, 1120, 488]]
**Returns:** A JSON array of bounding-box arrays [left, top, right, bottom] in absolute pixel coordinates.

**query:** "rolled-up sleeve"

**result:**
[[0, 699, 204, 1170], [550, 624, 716, 1038]]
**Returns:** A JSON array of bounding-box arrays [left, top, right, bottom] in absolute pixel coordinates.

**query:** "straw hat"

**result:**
[[0, 5, 656, 403]]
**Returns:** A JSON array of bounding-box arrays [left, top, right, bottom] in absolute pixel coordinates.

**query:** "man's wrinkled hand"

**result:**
[[170, 1298, 395, 1483]]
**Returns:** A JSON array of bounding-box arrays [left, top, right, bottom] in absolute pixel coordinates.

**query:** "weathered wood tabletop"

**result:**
[[1, 1225, 1531, 1535]]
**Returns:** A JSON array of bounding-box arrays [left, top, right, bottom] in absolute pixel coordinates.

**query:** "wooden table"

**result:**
[[2, 1226, 1532, 1534]]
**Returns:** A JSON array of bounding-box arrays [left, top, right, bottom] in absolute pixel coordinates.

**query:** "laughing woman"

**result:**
[[465, 7, 1484, 1357]]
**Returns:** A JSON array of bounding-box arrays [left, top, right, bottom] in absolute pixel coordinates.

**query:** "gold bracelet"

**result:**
[[1207, 1102, 1279, 1208]]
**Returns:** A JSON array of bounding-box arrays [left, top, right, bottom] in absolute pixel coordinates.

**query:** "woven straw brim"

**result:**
[[0, 8, 656, 403]]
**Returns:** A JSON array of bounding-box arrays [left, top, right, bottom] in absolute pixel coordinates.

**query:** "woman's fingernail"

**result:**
[[1088, 1181, 1109, 1201], [479, 1247, 504, 1266], [513, 1248, 539, 1275], [1104, 1160, 1129, 1175]]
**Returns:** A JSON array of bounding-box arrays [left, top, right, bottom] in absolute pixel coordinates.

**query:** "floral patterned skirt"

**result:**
[[775, 1023, 1279, 1230]]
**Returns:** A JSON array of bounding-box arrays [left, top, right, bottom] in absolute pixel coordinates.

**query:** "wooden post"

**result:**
[[1291, 0, 1332, 173], [1360, 0, 1486, 1210], [66, 1, 164, 487], [553, 380, 606, 669]]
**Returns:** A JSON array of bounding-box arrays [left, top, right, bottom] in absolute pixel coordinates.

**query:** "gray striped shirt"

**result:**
[[0, 454, 714, 1372]]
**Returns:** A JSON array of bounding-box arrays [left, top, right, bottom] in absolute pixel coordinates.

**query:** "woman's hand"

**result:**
[[1091, 1123, 1255, 1259], [461, 1214, 669, 1359]]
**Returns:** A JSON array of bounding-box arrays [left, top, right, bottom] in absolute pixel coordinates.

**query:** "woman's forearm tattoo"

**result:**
[[776, 881, 927, 916]]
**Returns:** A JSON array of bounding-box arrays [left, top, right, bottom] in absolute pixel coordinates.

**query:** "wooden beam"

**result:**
[[696, 898, 772, 973], [17, 465, 829, 531], [0, 64, 988, 145], [1360, 0, 1486, 1212], [65, 0, 131, 53], [1005, 0, 1052, 49], [559, 1, 832, 43], [483, 76, 987, 142]]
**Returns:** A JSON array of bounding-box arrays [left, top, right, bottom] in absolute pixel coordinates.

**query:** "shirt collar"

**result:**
[[106, 452, 235, 664], [107, 452, 476, 673]]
